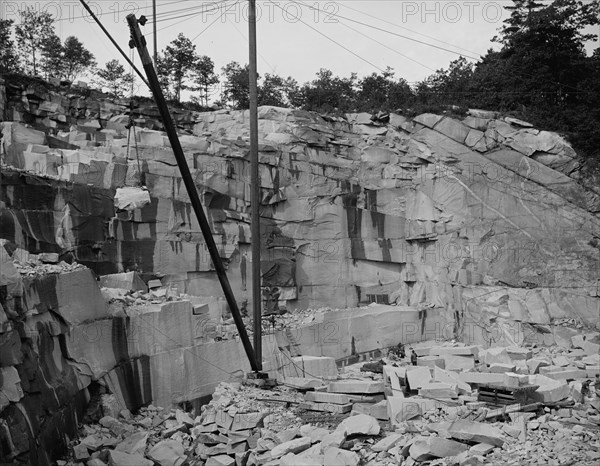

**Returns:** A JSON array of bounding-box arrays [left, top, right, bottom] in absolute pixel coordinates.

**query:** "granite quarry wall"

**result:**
[[0, 250, 270, 463], [1, 77, 598, 331], [1, 77, 599, 463]]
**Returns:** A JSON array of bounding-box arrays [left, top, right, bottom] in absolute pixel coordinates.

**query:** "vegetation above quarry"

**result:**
[[1, 0, 599, 176]]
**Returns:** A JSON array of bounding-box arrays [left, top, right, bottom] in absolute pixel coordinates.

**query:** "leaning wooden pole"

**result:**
[[248, 0, 262, 371], [126, 14, 259, 372]]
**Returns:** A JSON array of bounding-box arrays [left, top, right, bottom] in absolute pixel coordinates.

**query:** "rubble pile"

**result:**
[[9, 248, 88, 276], [486, 410, 600, 465], [0, 253, 271, 464], [264, 308, 330, 330], [58, 383, 306, 466], [57, 339, 600, 466]]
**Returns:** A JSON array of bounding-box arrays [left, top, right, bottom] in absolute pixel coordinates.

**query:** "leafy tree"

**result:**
[[39, 33, 63, 79], [61, 36, 96, 81], [302, 68, 357, 113], [96, 60, 134, 98], [387, 77, 415, 110], [15, 7, 55, 75], [358, 67, 414, 112], [472, 0, 599, 109], [494, 0, 546, 44], [471, 0, 600, 169], [221, 61, 251, 109], [191, 55, 219, 107], [155, 53, 173, 100], [0, 19, 20, 74], [258, 73, 292, 107], [285, 77, 304, 108], [416, 57, 474, 108], [358, 71, 392, 111], [37, 34, 95, 81], [162, 33, 198, 102]]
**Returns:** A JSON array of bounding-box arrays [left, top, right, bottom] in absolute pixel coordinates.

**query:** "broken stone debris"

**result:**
[[5, 248, 598, 463], [336, 413, 380, 436], [409, 436, 469, 461], [53, 336, 600, 466]]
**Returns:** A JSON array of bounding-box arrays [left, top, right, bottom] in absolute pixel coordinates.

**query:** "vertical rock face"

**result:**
[[0, 78, 599, 462], [2, 79, 598, 340], [0, 252, 271, 464], [0, 254, 102, 464]]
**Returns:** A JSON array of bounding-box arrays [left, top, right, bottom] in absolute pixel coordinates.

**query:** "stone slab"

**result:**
[[489, 363, 516, 373], [271, 437, 312, 458], [108, 450, 153, 466], [372, 433, 404, 452], [100, 271, 148, 292], [387, 396, 438, 426], [323, 447, 359, 466], [447, 420, 506, 447], [530, 375, 569, 403], [481, 347, 512, 365], [327, 380, 384, 394], [443, 355, 475, 371], [417, 356, 445, 369], [470, 443, 496, 455], [298, 401, 353, 414], [419, 382, 458, 399], [544, 369, 587, 381], [527, 359, 550, 374], [336, 414, 380, 436], [283, 377, 326, 390], [0, 367, 24, 410], [231, 412, 266, 431], [433, 367, 472, 394], [458, 372, 505, 384], [56, 269, 108, 324], [506, 347, 532, 360], [284, 356, 338, 379], [406, 366, 432, 389], [366, 400, 389, 420], [409, 436, 468, 461], [305, 391, 349, 405], [429, 346, 479, 357]]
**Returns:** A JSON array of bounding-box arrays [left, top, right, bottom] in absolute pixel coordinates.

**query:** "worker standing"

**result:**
[[410, 348, 418, 366]]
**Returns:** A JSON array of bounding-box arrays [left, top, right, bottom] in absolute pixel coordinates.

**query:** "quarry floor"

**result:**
[[57, 338, 600, 466], [2, 254, 599, 465]]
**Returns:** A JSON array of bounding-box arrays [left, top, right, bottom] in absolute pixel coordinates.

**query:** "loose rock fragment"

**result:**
[[335, 414, 380, 436], [447, 420, 506, 446], [409, 436, 469, 461], [147, 439, 186, 466]]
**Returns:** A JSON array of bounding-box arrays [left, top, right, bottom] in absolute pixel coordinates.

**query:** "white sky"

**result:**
[[4, 0, 595, 100]]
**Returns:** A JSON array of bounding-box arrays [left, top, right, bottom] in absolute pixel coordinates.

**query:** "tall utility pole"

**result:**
[[152, 0, 157, 63], [248, 0, 262, 371]]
